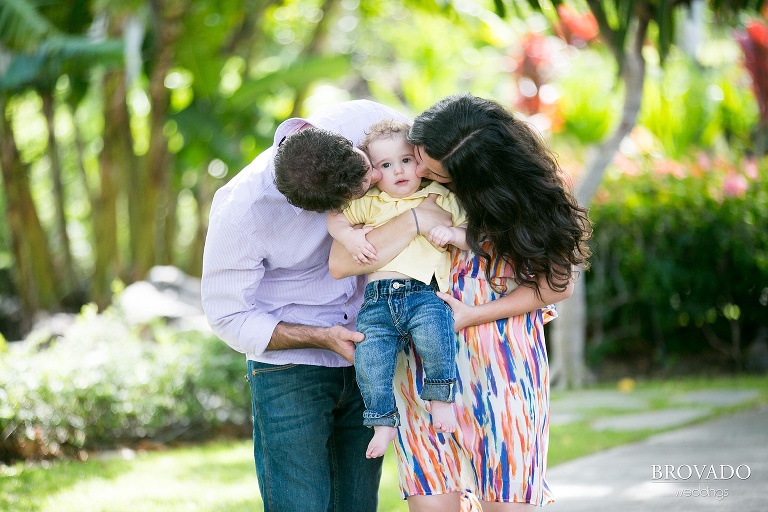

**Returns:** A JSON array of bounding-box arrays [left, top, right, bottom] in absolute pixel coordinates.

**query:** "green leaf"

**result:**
[[610, 0, 636, 69], [0, 54, 48, 91], [493, 0, 507, 18], [0, 37, 124, 92], [0, 0, 56, 51], [656, 0, 674, 63], [229, 55, 350, 109], [525, 0, 543, 11], [172, 100, 242, 168]]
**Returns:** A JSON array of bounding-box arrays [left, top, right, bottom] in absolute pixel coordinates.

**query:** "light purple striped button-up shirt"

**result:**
[[201, 100, 411, 367]]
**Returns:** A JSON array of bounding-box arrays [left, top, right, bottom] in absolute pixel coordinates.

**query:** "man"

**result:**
[[201, 99, 449, 512]]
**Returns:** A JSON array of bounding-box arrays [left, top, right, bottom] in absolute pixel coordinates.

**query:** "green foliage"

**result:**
[[0, 0, 54, 51], [0, 0, 123, 94], [639, 51, 759, 159], [556, 48, 620, 144], [641, 57, 713, 159], [586, 154, 768, 368], [0, 307, 249, 463], [712, 68, 761, 153]]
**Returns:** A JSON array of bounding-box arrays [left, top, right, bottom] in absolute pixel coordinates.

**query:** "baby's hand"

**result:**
[[428, 225, 455, 248], [342, 226, 378, 265]]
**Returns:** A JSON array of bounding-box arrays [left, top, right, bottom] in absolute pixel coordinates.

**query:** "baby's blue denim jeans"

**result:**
[[354, 278, 457, 428]]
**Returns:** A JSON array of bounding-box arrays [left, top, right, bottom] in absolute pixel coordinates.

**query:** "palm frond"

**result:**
[[40, 36, 123, 61], [0, 37, 124, 92], [0, 0, 58, 51]]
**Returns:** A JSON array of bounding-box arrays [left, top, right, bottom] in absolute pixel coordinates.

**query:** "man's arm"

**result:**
[[269, 323, 363, 364], [329, 195, 452, 278], [202, 208, 361, 362]]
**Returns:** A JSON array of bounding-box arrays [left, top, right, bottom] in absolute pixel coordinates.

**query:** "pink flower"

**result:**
[[723, 173, 749, 198], [696, 152, 711, 171], [653, 159, 687, 179], [613, 152, 641, 176], [743, 157, 759, 180]]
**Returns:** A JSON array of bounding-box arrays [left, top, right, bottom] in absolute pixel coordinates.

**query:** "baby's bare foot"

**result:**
[[366, 426, 398, 458], [431, 401, 458, 433]]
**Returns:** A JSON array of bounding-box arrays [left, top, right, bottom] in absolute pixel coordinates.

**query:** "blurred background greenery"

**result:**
[[1, 0, 767, 478]]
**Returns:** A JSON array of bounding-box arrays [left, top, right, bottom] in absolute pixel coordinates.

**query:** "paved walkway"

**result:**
[[546, 405, 768, 511]]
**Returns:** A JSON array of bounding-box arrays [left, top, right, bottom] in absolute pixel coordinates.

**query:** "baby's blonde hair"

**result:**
[[359, 119, 412, 154]]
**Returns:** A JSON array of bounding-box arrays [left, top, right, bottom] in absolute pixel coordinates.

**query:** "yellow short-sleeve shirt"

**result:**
[[343, 181, 467, 292]]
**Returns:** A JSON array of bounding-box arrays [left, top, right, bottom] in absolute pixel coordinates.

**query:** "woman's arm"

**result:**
[[329, 195, 452, 278], [437, 272, 575, 331], [329, 213, 412, 278]]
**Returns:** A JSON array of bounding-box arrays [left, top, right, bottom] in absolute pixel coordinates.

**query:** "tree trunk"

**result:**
[[133, 0, 187, 279], [549, 271, 590, 388], [41, 92, 75, 290], [117, 15, 145, 284], [0, 97, 60, 328], [550, 18, 649, 389], [92, 66, 132, 308], [162, 153, 178, 266], [187, 171, 214, 277]]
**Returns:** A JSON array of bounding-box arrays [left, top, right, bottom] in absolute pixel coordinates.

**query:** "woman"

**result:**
[[331, 94, 591, 511]]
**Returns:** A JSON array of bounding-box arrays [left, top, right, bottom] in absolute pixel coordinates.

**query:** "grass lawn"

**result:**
[[2, 375, 767, 512]]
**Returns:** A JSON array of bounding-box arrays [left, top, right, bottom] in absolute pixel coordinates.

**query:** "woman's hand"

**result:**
[[436, 291, 474, 332], [437, 275, 574, 330]]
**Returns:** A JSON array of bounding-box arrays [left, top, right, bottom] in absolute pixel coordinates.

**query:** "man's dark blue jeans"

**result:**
[[354, 278, 457, 428], [246, 361, 382, 512]]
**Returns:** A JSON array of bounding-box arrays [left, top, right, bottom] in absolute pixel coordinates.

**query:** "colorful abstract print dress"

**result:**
[[392, 244, 555, 507]]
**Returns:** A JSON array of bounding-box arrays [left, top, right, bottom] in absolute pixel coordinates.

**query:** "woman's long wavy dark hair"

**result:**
[[408, 94, 591, 296]]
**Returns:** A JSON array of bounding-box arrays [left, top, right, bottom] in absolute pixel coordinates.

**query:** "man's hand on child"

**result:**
[[325, 325, 365, 364]]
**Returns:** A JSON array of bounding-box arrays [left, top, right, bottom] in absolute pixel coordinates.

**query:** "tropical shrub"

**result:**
[[586, 149, 768, 371], [0, 305, 249, 463]]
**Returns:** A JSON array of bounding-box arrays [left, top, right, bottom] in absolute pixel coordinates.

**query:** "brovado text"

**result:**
[[652, 464, 751, 481]]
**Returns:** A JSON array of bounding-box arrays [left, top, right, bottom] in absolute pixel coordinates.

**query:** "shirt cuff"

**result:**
[[239, 311, 282, 356]]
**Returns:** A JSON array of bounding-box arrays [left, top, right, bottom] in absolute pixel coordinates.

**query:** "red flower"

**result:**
[[512, 32, 551, 115], [746, 19, 768, 47], [736, 19, 768, 122], [556, 5, 599, 47]]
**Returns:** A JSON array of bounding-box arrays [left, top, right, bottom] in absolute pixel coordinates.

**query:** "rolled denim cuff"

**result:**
[[421, 379, 456, 403], [363, 410, 400, 428]]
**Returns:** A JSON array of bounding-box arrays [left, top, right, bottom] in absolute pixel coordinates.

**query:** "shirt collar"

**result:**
[[365, 180, 450, 201]]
